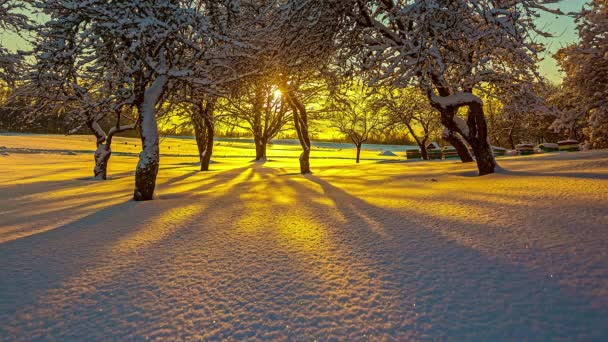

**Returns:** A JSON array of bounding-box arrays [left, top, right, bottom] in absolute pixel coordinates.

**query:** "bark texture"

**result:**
[[465, 102, 497, 175], [431, 86, 496, 175], [254, 137, 268, 162], [192, 100, 215, 171], [442, 128, 474, 163], [87, 118, 134, 180], [134, 76, 167, 201], [94, 144, 111, 180]]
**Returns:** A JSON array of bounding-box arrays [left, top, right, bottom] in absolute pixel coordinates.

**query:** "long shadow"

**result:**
[[0, 166, 270, 340], [280, 175, 608, 339], [0, 166, 253, 319], [156, 165, 254, 199], [496, 169, 608, 180], [161, 170, 201, 187], [3, 163, 606, 340]]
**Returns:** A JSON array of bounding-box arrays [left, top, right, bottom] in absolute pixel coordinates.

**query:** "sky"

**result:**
[[536, 0, 588, 83], [0, 1, 589, 84]]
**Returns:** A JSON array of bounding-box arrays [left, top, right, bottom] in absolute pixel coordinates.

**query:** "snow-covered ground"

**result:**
[[1, 135, 607, 340]]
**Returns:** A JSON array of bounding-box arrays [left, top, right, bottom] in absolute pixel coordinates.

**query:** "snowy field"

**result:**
[[1, 134, 608, 340]]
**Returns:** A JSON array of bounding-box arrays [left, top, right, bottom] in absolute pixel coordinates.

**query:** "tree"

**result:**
[[376, 87, 442, 160], [490, 83, 562, 148], [0, 0, 32, 85], [17, 18, 137, 180], [32, 0, 244, 200], [327, 82, 384, 163], [190, 96, 216, 171], [555, 0, 608, 148], [244, 0, 345, 174], [219, 78, 291, 162], [162, 86, 218, 171], [345, 0, 559, 175]]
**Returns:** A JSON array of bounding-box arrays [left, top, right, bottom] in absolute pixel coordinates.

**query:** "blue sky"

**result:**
[[0, 1, 589, 84], [537, 0, 588, 83]]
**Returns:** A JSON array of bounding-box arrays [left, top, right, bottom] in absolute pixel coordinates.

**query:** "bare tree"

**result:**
[[162, 86, 218, 171], [218, 78, 291, 162], [376, 87, 442, 160], [241, 0, 346, 173], [20, 16, 137, 180], [326, 82, 384, 163]]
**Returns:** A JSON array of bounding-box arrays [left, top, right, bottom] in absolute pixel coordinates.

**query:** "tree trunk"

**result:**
[[465, 103, 497, 176], [299, 149, 311, 174], [134, 76, 167, 201], [470, 140, 496, 175], [200, 118, 214, 171], [254, 137, 267, 162], [192, 113, 206, 165], [93, 124, 134, 179], [508, 125, 516, 150], [442, 127, 474, 163], [94, 143, 111, 180], [192, 100, 215, 171], [419, 144, 429, 160], [87, 120, 108, 179], [430, 81, 496, 175], [405, 122, 429, 160], [356, 144, 362, 163], [285, 89, 311, 174]]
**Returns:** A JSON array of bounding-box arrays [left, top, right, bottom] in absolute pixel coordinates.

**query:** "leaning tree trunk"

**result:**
[[134, 76, 167, 201], [281, 80, 311, 174], [292, 96, 311, 174], [442, 127, 474, 163], [430, 85, 495, 175], [405, 122, 430, 161], [355, 144, 362, 163], [465, 103, 497, 175]]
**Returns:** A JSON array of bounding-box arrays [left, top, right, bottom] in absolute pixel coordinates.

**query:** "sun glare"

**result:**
[[273, 89, 282, 99]]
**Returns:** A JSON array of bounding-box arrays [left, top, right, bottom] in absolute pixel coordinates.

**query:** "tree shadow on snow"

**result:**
[[279, 175, 608, 339], [0, 166, 255, 319]]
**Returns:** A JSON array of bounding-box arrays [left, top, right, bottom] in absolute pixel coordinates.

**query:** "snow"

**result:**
[[1, 135, 608, 340], [430, 92, 483, 110], [378, 150, 396, 156], [427, 142, 441, 150], [136, 75, 167, 172], [538, 143, 559, 149]]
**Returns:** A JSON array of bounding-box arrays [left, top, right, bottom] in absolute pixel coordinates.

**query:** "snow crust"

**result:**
[[1, 135, 607, 340]]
